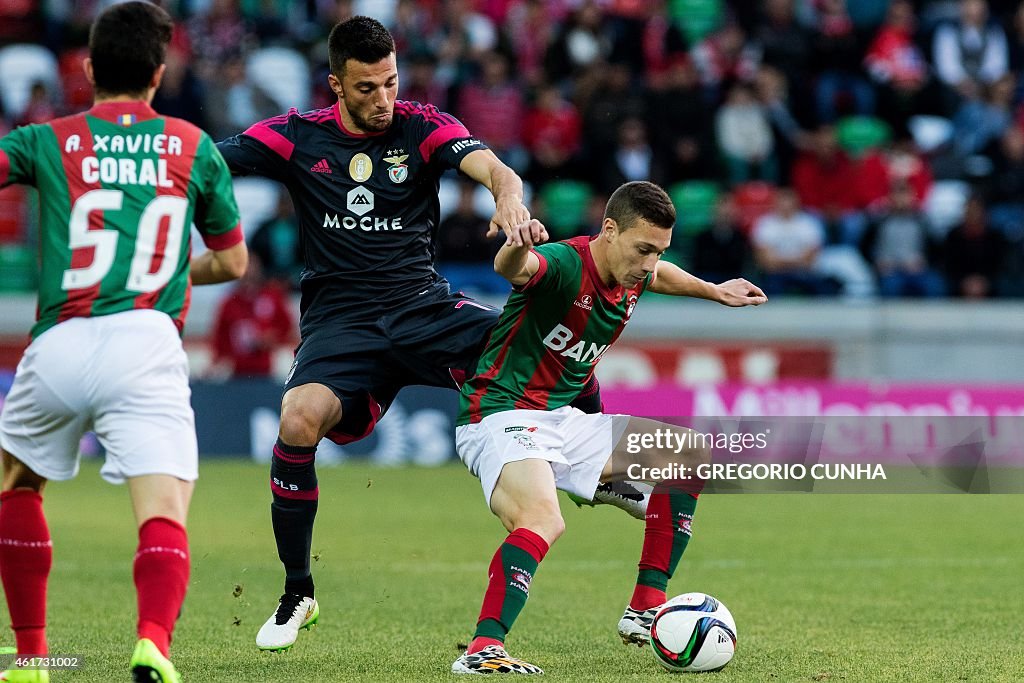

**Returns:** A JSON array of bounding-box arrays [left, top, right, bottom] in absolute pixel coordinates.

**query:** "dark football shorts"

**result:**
[[285, 281, 502, 444]]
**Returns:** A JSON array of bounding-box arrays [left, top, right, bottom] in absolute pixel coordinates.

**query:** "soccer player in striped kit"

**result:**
[[0, 4, 248, 681], [452, 182, 766, 674]]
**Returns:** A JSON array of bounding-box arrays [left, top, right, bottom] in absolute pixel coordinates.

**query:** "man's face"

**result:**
[[605, 218, 672, 288], [331, 54, 399, 133]]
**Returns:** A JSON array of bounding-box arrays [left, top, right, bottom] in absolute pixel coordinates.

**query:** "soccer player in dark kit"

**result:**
[[217, 16, 613, 651]]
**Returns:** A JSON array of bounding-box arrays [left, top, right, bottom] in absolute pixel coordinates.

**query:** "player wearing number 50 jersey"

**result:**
[[0, 4, 248, 682], [216, 15, 604, 653]]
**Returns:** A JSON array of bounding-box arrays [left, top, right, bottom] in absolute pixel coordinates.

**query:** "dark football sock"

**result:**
[[270, 438, 318, 598]]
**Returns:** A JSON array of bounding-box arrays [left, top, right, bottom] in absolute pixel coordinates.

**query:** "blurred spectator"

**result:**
[[598, 117, 662, 195], [441, 0, 497, 59], [58, 47, 93, 112], [752, 187, 835, 295], [882, 135, 933, 206], [390, 0, 436, 65], [951, 73, 1015, 156], [690, 22, 760, 101], [715, 81, 777, 185], [245, 0, 294, 42], [987, 126, 1024, 237], [863, 183, 945, 297], [932, 0, 1009, 105], [792, 125, 884, 244], [429, 0, 496, 87], [864, 0, 941, 131], [400, 51, 447, 110], [1007, 0, 1024, 77], [580, 61, 647, 161], [545, 1, 614, 83], [755, 65, 809, 184], [14, 81, 58, 127], [811, 0, 875, 124], [151, 46, 208, 130], [502, 0, 557, 87], [648, 56, 718, 184], [187, 0, 257, 82], [210, 254, 296, 378], [636, 0, 688, 83], [943, 195, 1007, 297], [752, 0, 813, 99], [602, 0, 677, 78], [204, 52, 280, 140], [249, 194, 302, 291], [522, 84, 582, 185], [0, 0, 42, 45], [692, 195, 751, 282], [455, 50, 526, 171], [436, 180, 506, 294]]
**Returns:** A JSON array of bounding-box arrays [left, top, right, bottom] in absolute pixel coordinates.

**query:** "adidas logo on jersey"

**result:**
[[310, 159, 332, 174]]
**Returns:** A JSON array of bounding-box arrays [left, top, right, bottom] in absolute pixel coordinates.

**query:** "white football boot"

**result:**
[[256, 593, 319, 652]]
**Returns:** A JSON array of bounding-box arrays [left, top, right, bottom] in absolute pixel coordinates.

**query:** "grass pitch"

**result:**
[[17, 459, 1024, 681]]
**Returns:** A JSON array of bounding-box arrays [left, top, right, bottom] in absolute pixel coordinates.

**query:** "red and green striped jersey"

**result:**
[[459, 236, 650, 425], [0, 101, 243, 339]]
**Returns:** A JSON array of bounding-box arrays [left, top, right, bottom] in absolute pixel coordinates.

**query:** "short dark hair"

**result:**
[[604, 181, 676, 230], [328, 16, 396, 76], [89, 1, 173, 96]]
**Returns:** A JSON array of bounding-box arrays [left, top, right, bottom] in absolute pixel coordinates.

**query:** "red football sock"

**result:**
[[0, 489, 52, 657], [134, 517, 190, 657], [467, 528, 549, 655], [631, 488, 698, 611]]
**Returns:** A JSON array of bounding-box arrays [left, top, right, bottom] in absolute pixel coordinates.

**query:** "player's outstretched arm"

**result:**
[[648, 261, 767, 307], [494, 240, 543, 286], [458, 148, 546, 247], [191, 242, 249, 285]]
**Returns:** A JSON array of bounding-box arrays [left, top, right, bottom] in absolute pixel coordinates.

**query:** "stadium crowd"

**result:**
[[1, 0, 1023, 298]]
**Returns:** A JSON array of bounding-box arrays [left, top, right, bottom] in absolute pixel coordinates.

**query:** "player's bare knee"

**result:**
[[278, 408, 323, 447], [515, 501, 564, 544]]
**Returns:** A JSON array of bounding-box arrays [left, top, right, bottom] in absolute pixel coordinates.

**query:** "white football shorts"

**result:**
[[0, 309, 198, 484], [456, 406, 628, 508]]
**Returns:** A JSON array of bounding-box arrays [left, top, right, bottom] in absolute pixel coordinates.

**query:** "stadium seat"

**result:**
[[538, 180, 593, 240], [836, 116, 891, 156], [731, 181, 777, 234], [246, 47, 311, 113], [670, 180, 720, 236], [0, 44, 60, 120], [668, 0, 723, 44], [231, 177, 281, 238], [922, 180, 969, 238]]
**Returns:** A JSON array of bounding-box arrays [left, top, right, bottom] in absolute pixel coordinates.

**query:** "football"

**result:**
[[649, 593, 737, 673]]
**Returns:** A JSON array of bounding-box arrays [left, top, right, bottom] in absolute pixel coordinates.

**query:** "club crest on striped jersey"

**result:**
[[384, 151, 409, 183], [626, 294, 639, 318], [349, 153, 372, 182]]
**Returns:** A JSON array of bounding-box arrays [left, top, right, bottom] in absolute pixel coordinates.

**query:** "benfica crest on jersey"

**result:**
[[384, 153, 409, 183]]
